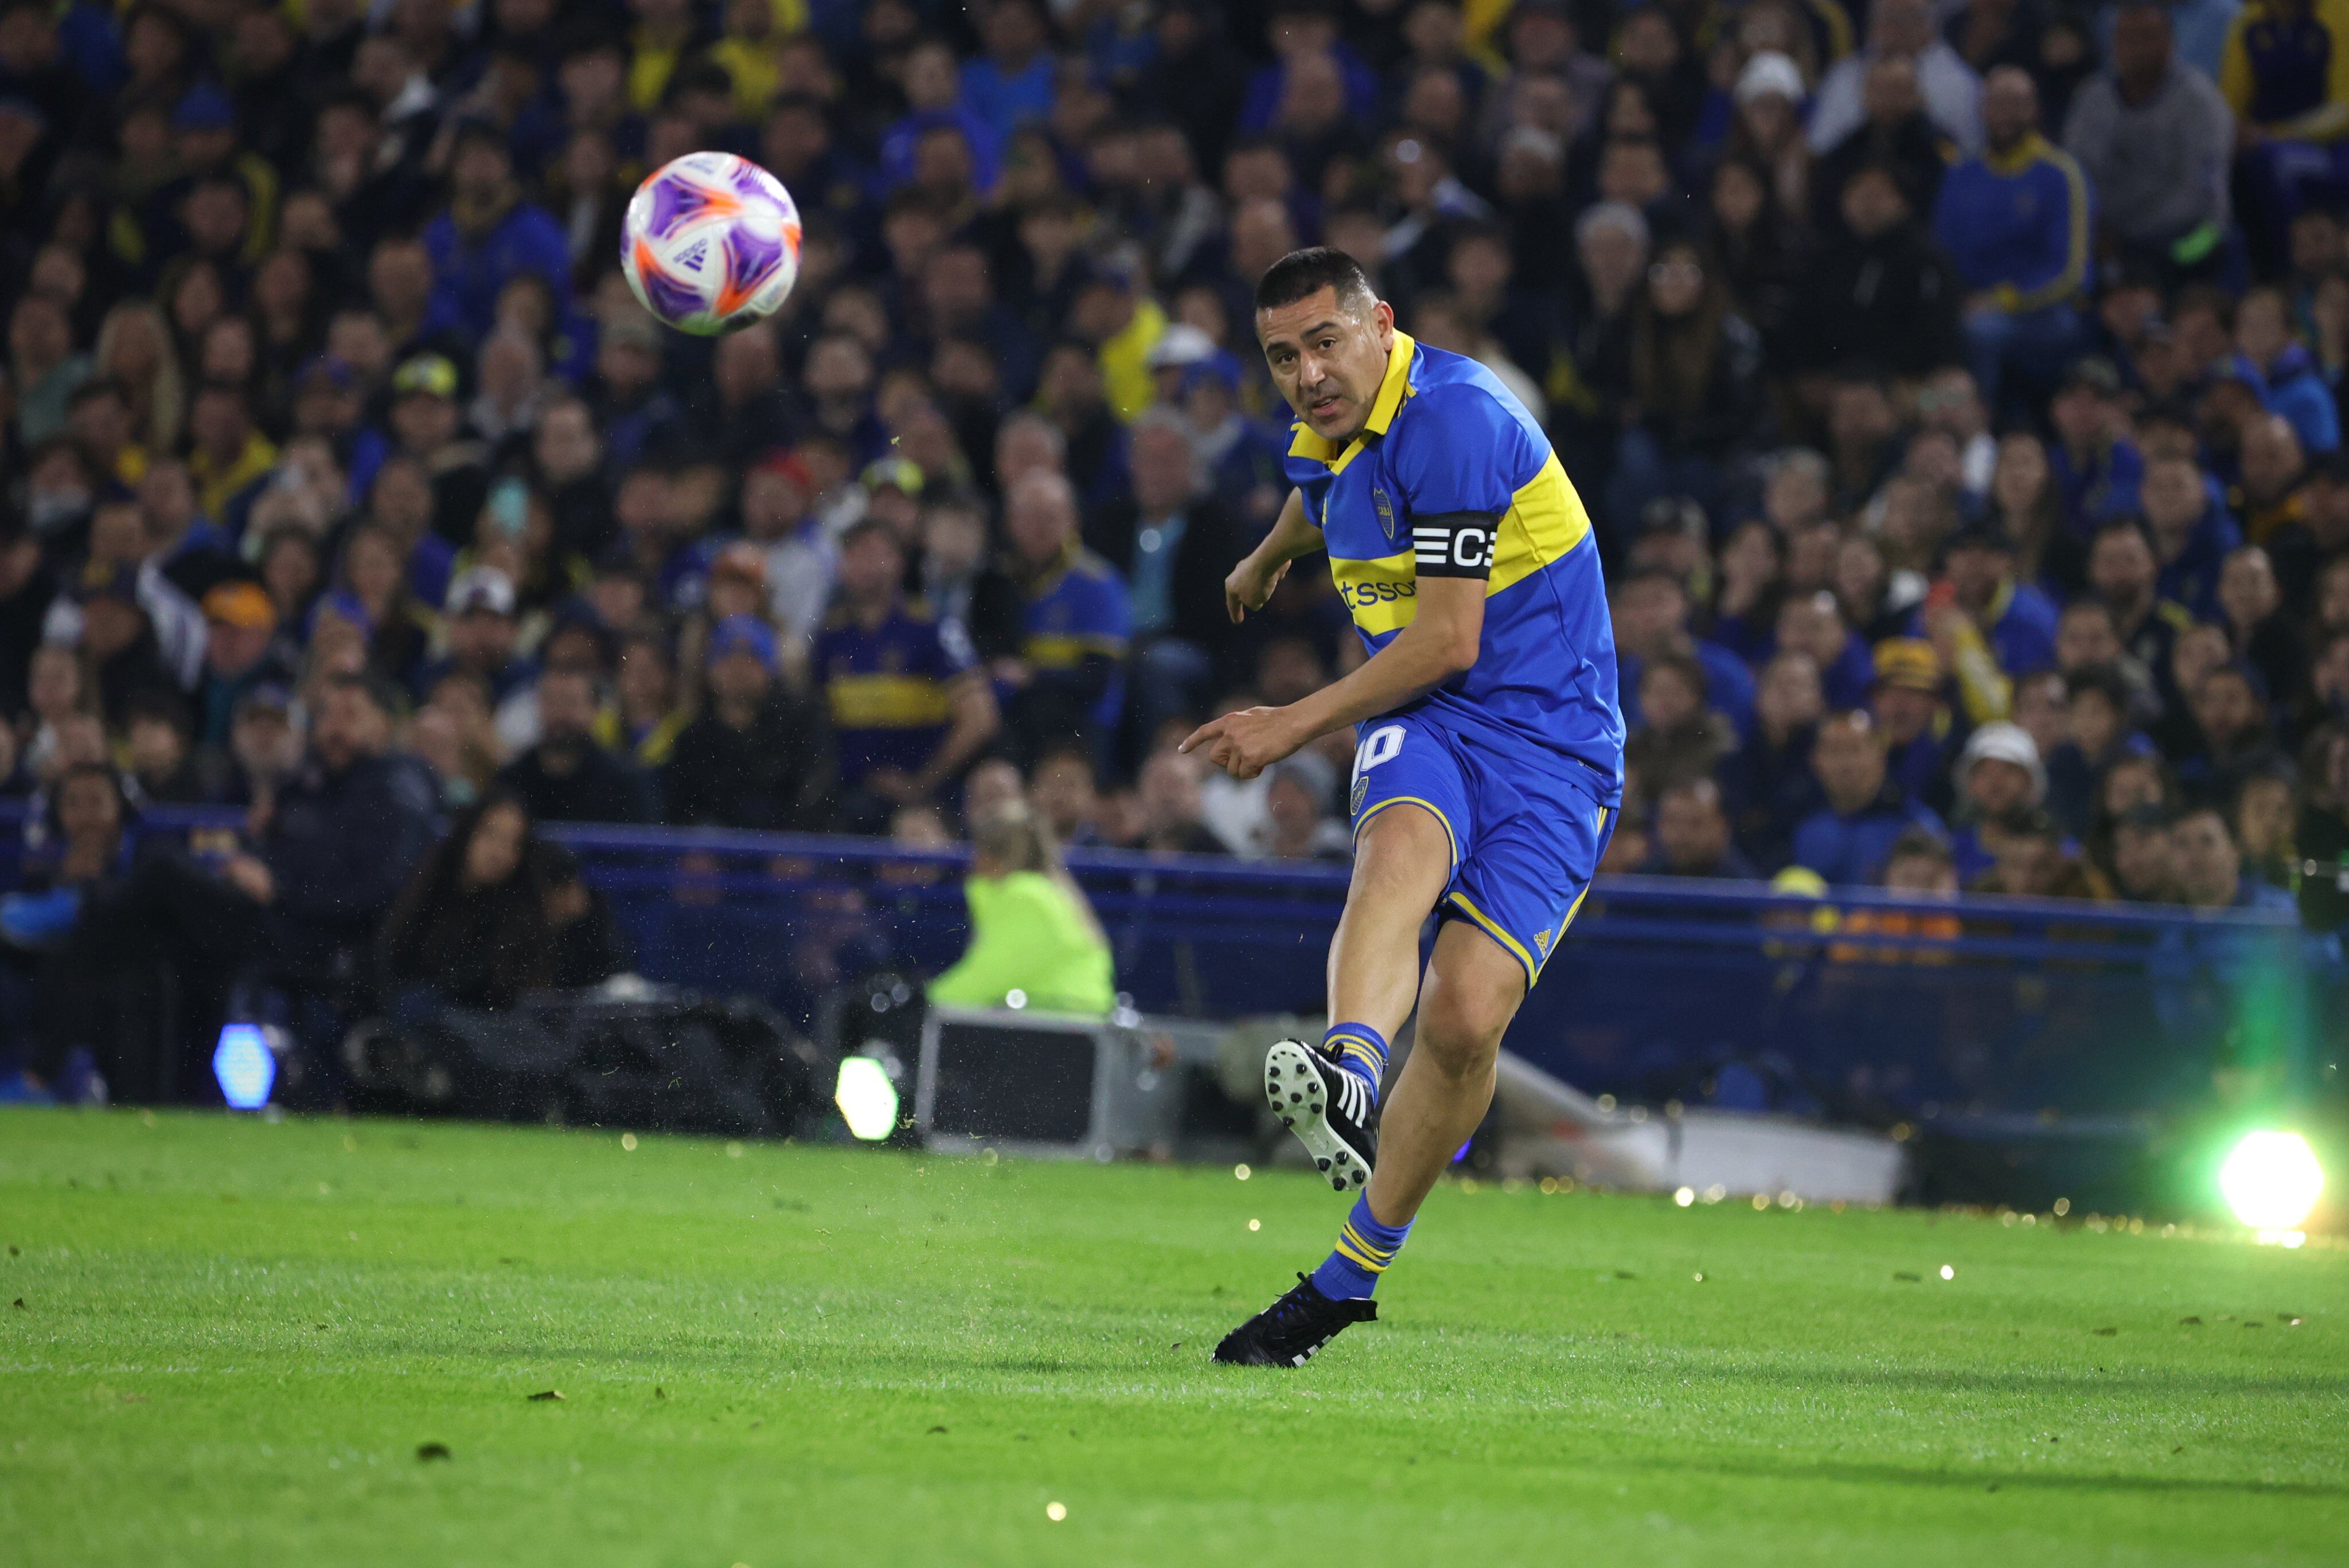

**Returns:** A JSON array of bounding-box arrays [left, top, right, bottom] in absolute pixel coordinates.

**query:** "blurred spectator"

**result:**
[[1250, 750, 1349, 861], [1809, 0, 1985, 156], [1624, 652, 1736, 813], [1832, 827, 1964, 961], [496, 665, 654, 825], [1794, 710, 1949, 885], [1028, 741, 1101, 848], [1794, 161, 1965, 379], [815, 518, 999, 832], [2222, 0, 2349, 268], [1983, 807, 2114, 906], [2063, 0, 2234, 284], [1936, 68, 2091, 414], [664, 616, 834, 831], [2109, 800, 2182, 901], [1092, 408, 1250, 736], [1723, 648, 1827, 871], [380, 791, 625, 1012], [423, 121, 569, 345], [1646, 777, 1758, 879], [1133, 746, 1223, 855], [2235, 761, 2299, 887], [2171, 799, 2298, 911], [1949, 721, 2051, 879], [996, 468, 1131, 762]]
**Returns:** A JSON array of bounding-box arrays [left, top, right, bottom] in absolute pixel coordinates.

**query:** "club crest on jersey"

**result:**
[[1372, 486, 1396, 539]]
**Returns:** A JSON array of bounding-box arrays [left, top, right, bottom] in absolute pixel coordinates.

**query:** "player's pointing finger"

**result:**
[[1177, 716, 1226, 755]]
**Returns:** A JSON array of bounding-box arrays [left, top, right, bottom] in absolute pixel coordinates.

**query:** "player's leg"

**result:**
[[1259, 800, 1451, 1188], [1328, 799, 1453, 1038], [1212, 918, 1528, 1368], [1259, 721, 1462, 1191], [1279, 779, 1609, 1321], [1360, 919, 1525, 1223]]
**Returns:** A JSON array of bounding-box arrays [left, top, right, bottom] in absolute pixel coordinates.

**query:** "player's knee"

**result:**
[[1413, 989, 1511, 1080]]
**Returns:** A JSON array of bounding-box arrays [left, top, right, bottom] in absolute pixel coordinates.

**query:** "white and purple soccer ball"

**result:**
[[621, 152, 802, 337]]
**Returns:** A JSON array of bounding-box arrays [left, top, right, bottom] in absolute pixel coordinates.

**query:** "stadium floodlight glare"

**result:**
[[212, 1023, 276, 1110], [834, 1055, 900, 1141], [2219, 1131, 2325, 1235]]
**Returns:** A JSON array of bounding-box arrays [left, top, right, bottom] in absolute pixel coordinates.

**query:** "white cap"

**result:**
[[1145, 323, 1220, 371], [446, 564, 517, 618], [1959, 721, 2046, 804], [1735, 51, 1807, 107]]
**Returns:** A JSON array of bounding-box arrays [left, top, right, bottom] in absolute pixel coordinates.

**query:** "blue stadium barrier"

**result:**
[[9, 804, 2340, 1188]]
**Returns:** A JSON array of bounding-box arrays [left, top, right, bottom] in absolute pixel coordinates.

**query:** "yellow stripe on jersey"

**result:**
[[1329, 453, 1591, 638], [1446, 888, 1539, 985], [1329, 549, 1419, 635], [828, 672, 951, 729], [1025, 631, 1127, 668], [1488, 452, 1592, 596]]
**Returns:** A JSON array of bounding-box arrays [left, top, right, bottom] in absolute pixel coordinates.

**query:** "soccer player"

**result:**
[[1184, 249, 1624, 1366]]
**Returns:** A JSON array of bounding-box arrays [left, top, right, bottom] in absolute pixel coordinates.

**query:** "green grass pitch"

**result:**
[[2, 1109, 2344, 1567]]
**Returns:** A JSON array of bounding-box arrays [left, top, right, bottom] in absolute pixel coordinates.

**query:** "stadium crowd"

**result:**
[[7, 0, 2349, 960]]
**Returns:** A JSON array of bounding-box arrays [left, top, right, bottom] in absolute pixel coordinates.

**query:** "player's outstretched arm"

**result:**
[[1224, 488, 1323, 623], [1181, 574, 1485, 780]]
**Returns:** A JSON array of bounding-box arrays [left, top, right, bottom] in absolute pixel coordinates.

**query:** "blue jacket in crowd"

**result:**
[[1793, 785, 1947, 886], [1933, 134, 2093, 311], [423, 200, 573, 342]]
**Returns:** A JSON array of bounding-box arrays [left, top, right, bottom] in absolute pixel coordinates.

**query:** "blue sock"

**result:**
[[1322, 1022, 1390, 1104], [1309, 1193, 1413, 1300]]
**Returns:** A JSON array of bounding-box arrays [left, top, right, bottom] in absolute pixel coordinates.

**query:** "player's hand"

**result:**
[[1224, 552, 1291, 623], [1177, 705, 1306, 781]]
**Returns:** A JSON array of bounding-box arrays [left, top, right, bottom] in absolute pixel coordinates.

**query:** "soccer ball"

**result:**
[[621, 152, 802, 336]]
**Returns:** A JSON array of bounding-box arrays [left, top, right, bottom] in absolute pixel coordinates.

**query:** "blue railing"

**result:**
[[10, 805, 2340, 1178]]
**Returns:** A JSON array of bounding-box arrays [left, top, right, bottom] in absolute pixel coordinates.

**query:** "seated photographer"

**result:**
[[380, 792, 627, 1014], [928, 804, 1114, 1017]]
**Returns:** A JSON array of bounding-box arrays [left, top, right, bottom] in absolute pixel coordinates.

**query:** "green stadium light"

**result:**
[[2218, 1131, 2325, 1237], [834, 1056, 900, 1142]]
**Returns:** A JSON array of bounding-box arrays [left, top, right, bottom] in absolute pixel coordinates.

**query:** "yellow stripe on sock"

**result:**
[[1337, 1221, 1399, 1270]]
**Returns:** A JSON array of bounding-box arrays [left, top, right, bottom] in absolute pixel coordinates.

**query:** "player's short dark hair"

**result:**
[[1254, 247, 1378, 319]]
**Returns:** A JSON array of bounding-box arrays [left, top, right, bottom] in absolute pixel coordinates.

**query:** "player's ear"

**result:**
[[1372, 299, 1395, 345]]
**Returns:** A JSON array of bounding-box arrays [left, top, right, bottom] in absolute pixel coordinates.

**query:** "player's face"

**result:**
[[1257, 287, 1396, 444]]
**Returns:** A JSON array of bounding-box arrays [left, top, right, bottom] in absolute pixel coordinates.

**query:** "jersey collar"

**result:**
[[1984, 131, 2051, 177], [1288, 330, 1417, 474]]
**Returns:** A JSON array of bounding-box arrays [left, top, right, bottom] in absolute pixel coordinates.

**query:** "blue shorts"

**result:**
[[1347, 712, 1617, 986]]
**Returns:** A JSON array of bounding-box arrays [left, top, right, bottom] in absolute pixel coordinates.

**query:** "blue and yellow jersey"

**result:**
[[815, 600, 977, 786], [1021, 541, 1134, 733], [1283, 331, 1624, 789], [2221, 0, 2349, 135], [1930, 133, 2092, 312]]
